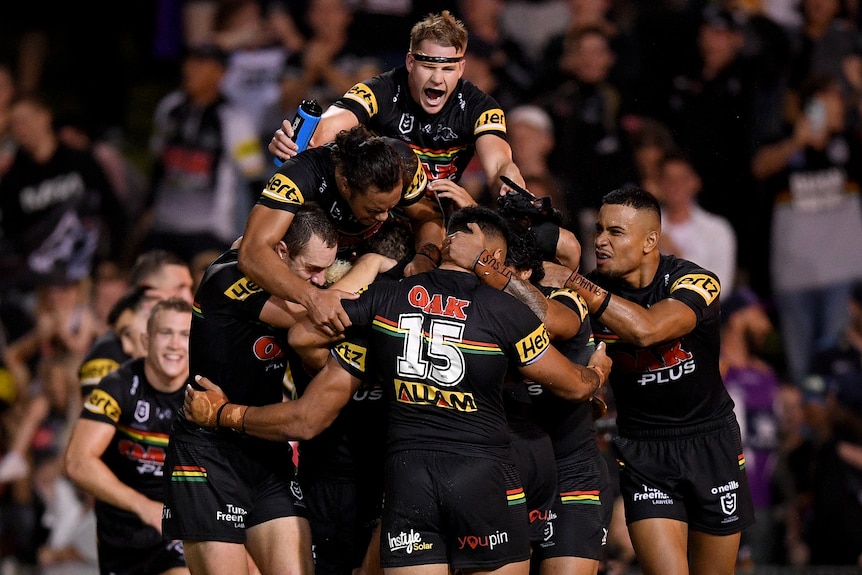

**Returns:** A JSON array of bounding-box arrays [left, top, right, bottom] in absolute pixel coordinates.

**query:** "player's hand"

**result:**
[[587, 342, 612, 389], [268, 119, 299, 161], [590, 395, 609, 420], [539, 261, 575, 289], [429, 179, 477, 209], [404, 252, 437, 276], [139, 499, 165, 534], [185, 375, 228, 428], [499, 175, 532, 198], [303, 288, 358, 336], [443, 222, 487, 269]]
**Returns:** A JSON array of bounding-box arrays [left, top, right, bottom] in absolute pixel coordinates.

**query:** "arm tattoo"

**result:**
[[504, 277, 549, 320]]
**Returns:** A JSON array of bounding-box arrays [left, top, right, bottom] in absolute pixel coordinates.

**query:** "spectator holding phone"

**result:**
[[751, 73, 862, 388]]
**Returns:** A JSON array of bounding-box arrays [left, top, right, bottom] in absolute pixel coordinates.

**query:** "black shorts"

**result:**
[[531, 452, 613, 562], [98, 538, 185, 575], [303, 477, 382, 575], [162, 433, 307, 543], [509, 427, 557, 544], [613, 415, 756, 535], [379, 450, 531, 571]]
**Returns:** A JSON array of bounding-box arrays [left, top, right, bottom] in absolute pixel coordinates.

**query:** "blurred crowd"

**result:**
[[0, 0, 862, 572]]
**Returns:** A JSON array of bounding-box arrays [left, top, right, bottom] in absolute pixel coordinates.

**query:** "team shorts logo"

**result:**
[[670, 273, 720, 305], [216, 504, 247, 528], [387, 529, 431, 554], [134, 400, 150, 423], [720, 492, 737, 515], [290, 480, 304, 501], [399, 113, 414, 134], [541, 518, 555, 543], [458, 530, 510, 550], [633, 484, 673, 505]]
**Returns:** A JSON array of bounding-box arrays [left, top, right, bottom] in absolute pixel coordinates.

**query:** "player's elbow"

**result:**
[[562, 383, 594, 403], [237, 242, 256, 277], [64, 450, 86, 488], [274, 407, 339, 441], [625, 325, 667, 348], [547, 384, 592, 402]]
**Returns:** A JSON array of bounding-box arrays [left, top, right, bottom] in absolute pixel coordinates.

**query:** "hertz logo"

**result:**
[[79, 358, 121, 387], [225, 277, 263, 301], [671, 274, 720, 305], [474, 108, 506, 135], [334, 341, 367, 372], [344, 83, 378, 116], [516, 324, 550, 364], [261, 174, 305, 205], [550, 288, 589, 321], [395, 379, 477, 411], [85, 389, 121, 423], [404, 159, 429, 202]]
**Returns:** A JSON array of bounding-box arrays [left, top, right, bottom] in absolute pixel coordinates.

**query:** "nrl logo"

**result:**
[[399, 113, 414, 134], [720, 492, 737, 515], [134, 400, 150, 423]]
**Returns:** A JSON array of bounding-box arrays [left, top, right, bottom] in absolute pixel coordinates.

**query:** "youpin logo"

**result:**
[[457, 530, 510, 550]]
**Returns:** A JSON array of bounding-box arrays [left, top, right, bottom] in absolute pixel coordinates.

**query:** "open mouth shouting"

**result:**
[[423, 87, 446, 110]]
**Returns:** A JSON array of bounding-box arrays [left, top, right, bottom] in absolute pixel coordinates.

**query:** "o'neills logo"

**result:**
[[712, 480, 740, 516], [387, 529, 432, 554]]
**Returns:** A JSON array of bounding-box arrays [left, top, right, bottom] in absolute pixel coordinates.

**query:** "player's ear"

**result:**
[[644, 230, 659, 254], [276, 241, 288, 261]]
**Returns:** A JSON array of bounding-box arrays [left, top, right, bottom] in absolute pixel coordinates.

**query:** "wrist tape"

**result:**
[[472, 250, 512, 291], [217, 403, 248, 432], [416, 243, 442, 266]]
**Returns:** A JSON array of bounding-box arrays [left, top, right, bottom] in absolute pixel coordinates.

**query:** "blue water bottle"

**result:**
[[274, 99, 322, 166]]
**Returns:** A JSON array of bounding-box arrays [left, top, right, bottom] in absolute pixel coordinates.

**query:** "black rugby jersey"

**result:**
[[289, 346, 387, 484], [587, 255, 734, 432], [183, 249, 287, 415], [80, 358, 183, 549], [79, 331, 129, 398], [334, 67, 507, 183], [258, 143, 424, 249], [528, 287, 599, 461], [336, 269, 551, 461]]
